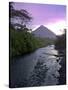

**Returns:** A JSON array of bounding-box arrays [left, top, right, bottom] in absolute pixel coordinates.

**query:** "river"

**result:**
[[10, 45, 63, 87]]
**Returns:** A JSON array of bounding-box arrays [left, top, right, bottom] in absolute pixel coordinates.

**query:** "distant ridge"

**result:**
[[32, 25, 56, 39]]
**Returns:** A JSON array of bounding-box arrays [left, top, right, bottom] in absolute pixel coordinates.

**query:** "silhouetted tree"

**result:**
[[9, 2, 32, 30]]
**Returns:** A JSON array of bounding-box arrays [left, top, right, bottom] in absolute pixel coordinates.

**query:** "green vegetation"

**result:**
[[55, 29, 66, 51], [10, 28, 54, 58]]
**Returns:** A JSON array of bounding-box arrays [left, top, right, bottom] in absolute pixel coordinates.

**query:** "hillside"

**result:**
[[32, 25, 56, 39]]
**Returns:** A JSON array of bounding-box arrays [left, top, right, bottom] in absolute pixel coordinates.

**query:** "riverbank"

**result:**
[[55, 34, 66, 85], [58, 55, 66, 85], [55, 47, 66, 85]]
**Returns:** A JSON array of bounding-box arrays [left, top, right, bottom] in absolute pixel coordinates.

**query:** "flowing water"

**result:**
[[10, 45, 63, 87]]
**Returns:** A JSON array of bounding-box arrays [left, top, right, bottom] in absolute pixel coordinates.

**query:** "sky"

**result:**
[[14, 2, 66, 35]]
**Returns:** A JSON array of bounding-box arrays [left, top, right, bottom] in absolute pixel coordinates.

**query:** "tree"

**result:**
[[9, 2, 32, 30], [55, 29, 66, 51]]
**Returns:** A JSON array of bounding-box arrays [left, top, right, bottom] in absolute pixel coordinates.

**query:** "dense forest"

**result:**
[[10, 27, 54, 57], [55, 29, 66, 53]]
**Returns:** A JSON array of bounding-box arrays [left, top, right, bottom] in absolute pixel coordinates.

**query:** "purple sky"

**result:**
[[13, 2, 66, 34]]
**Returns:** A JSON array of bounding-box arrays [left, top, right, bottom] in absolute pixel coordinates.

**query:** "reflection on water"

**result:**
[[10, 45, 62, 87]]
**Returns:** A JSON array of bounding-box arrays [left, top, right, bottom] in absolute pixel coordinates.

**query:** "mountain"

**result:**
[[32, 25, 56, 39]]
